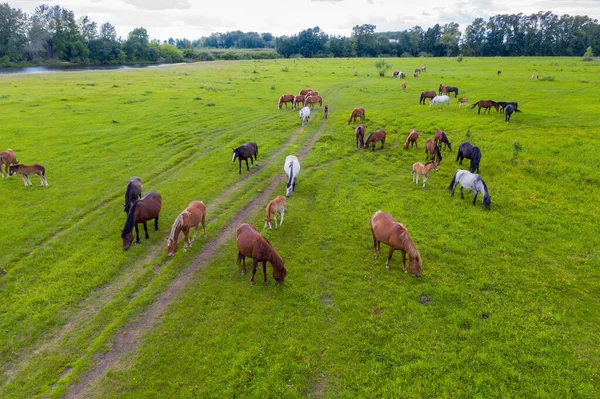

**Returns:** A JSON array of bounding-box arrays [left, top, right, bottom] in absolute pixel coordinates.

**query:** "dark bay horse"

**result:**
[[236, 223, 287, 284], [232, 142, 258, 174], [121, 190, 162, 250], [9, 164, 48, 187], [364, 130, 386, 150], [505, 104, 521, 122], [425, 140, 442, 163], [355, 124, 366, 148], [470, 100, 499, 114], [497, 102, 519, 113], [434, 129, 452, 151], [419, 91, 436, 105], [124, 176, 143, 213], [456, 142, 481, 173]]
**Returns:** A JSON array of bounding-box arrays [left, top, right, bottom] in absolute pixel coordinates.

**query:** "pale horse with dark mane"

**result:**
[[448, 169, 491, 210], [283, 155, 300, 197]]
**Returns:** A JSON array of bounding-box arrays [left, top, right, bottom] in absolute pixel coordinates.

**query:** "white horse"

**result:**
[[448, 169, 491, 209], [284, 155, 300, 197], [430, 95, 450, 107], [299, 106, 310, 126]]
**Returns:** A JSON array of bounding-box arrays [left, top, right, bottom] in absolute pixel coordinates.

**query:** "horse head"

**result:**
[[232, 148, 238, 162], [483, 195, 491, 210], [410, 254, 422, 277], [121, 230, 134, 250], [272, 260, 287, 284]]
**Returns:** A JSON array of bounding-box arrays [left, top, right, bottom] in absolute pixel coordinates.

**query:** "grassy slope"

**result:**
[[1, 57, 599, 398]]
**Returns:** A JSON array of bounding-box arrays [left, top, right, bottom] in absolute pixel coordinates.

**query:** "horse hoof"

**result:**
[[183, 248, 187, 252], [241, 271, 246, 275], [385, 265, 390, 270], [250, 280, 255, 286]]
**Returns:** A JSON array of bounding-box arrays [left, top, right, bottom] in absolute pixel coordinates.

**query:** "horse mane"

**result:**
[[365, 132, 374, 143], [122, 200, 140, 236], [434, 143, 442, 160], [478, 176, 489, 195], [286, 161, 294, 185], [167, 212, 186, 244]]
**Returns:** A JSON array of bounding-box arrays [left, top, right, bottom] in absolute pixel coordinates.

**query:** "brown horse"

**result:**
[[364, 130, 386, 150], [348, 107, 365, 124], [0, 149, 18, 178], [497, 69, 502, 75], [414, 68, 421, 75], [425, 139, 442, 163], [392, 71, 405, 78], [403, 128, 418, 150], [419, 91, 436, 105], [413, 72, 418, 79], [470, 100, 499, 114], [304, 95, 322, 108], [402, 81, 407, 90], [121, 190, 162, 250], [370, 211, 422, 276], [434, 129, 452, 151], [355, 124, 366, 148], [278, 94, 294, 109], [457, 97, 469, 107], [124, 176, 143, 213], [292, 95, 305, 109], [236, 223, 287, 284], [167, 201, 207, 257], [299, 88, 313, 95], [324, 105, 329, 119], [264, 195, 286, 229], [9, 164, 48, 187], [412, 161, 438, 188], [438, 84, 448, 96]]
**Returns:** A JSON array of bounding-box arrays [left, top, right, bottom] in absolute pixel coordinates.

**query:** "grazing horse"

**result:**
[[364, 130, 386, 150], [434, 129, 452, 151], [392, 71, 405, 78], [456, 142, 482, 174], [414, 68, 421, 75], [324, 105, 329, 119], [370, 210, 422, 276], [121, 190, 162, 250], [457, 97, 469, 107], [402, 81, 407, 90], [470, 100, 499, 114], [430, 95, 450, 107], [232, 142, 258, 174], [0, 149, 18, 178], [497, 101, 519, 113], [167, 201, 207, 256], [444, 86, 459, 97], [264, 195, 286, 229], [438, 84, 448, 96], [419, 91, 436, 105], [448, 169, 491, 210], [403, 128, 418, 150], [124, 176, 142, 213], [284, 155, 300, 197], [413, 72, 418, 79], [299, 106, 310, 126], [505, 104, 521, 122], [421, 66, 426, 72], [355, 124, 366, 148], [278, 94, 295, 109], [9, 164, 49, 187], [304, 95, 323, 108], [497, 69, 502, 75], [425, 139, 442, 163], [299, 88, 313, 95], [292, 95, 305, 109], [347, 107, 365, 124], [412, 160, 438, 188], [236, 223, 287, 284]]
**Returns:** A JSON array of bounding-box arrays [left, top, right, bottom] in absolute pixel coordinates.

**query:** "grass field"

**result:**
[[1, 57, 599, 398]]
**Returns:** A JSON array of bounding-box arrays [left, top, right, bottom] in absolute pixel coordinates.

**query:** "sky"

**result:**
[[11, 0, 600, 41]]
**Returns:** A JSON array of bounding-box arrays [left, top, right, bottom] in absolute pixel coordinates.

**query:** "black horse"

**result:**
[[232, 142, 258, 174], [497, 101, 519, 114], [504, 104, 521, 122], [445, 86, 459, 97], [456, 142, 481, 173]]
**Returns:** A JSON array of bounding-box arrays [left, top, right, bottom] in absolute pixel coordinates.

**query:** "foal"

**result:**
[[167, 201, 207, 256], [9, 164, 48, 187], [412, 160, 438, 188], [264, 195, 286, 229]]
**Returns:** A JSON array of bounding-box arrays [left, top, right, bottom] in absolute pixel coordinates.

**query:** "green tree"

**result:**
[[0, 3, 28, 61], [439, 23, 461, 56], [123, 27, 149, 61], [352, 24, 377, 56]]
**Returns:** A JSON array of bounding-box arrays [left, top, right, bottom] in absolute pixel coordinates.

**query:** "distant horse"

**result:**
[[456, 142, 481, 173], [497, 69, 502, 75], [364, 130, 386, 150], [425, 139, 442, 163], [299, 88, 314, 95], [505, 104, 521, 122], [392, 71, 405, 78], [0, 149, 18, 178], [284, 155, 300, 197], [370, 210, 422, 276], [232, 142, 258, 174], [304, 95, 323, 108], [430, 95, 450, 107], [445, 86, 459, 97], [419, 91, 436, 105], [412, 160, 438, 188], [292, 95, 305, 109], [439, 84, 448, 96], [434, 129, 452, 151], [124, 176, 143, 213], [121, 190, 162, 250], [355, 124, 366, 148], [403, 128, 418, 150], [278, 94, 295, 109], [457, 97, 469, 107], [9, 164, 48, 187], [448, 169, 491, 210], [264, 195, 286, 229], [347, 107, 365, 124], [496, 101, 519, 113], [236, 223, 287, 284], [324, 105, 329, 119], [402, 82, 407, 90], [470, 100, 499, 114], [299, 106, 310, 126], [167, 200, 207, 256], [413, 72, 418, 79], [421, 66, 426, 72], [414, 68, 421, 75]]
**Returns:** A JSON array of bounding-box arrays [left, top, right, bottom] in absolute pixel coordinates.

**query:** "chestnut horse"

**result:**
[[236, 223, 287, 284], [364, 130, 386, 150], [403, 128, 418, 150], [413, 72, 418, 79], [264, 195, 286, 229], [470, 100, 499, 114], [292, 95, 305, 109], [434, 129, 452, 151], [355, 124, 366, 148], [457, 98, 469, 107], [167, 200, 207, 257], [438, 84, 448, 96], [402, 81, 407, 90], [232, 142, 258, 174], [414, 68, 421, 75], [347, 108, 365, 124], [299, 88, 314, 95], [370, 210, 422, 276], [497, 69, 502, 75], [412, 160, 438, 188], [304, 95, 322, 108], [425, 139, 442, 163], [0, 149, 18, 178], [121, 190, 162, 250], [9, 163, 48, 187], [278, 94, 295, 109], [419, 91, 436, 105], [124, 176, 142, 213]]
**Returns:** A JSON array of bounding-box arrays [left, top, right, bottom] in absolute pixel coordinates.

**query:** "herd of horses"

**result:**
[[0, 149, 49, 187]]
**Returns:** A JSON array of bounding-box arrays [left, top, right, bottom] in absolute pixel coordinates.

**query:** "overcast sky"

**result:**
[[11, 0, 600, 41]]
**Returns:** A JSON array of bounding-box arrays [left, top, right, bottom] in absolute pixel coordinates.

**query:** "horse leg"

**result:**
[[250, 259, 259, 285], [21, 175, 28, 187], [262, 260, 268, 283], [460, 187, 464, 199], [371, 228, 379, 259], [41, 175, 49, 187], [385, 247, 394, 270], [245, 159, 250, 172], [238, 160, 242, 174], [143, 222, 149, 239], [381, 138, 385, 149], [183, 228, 190, 251], [239, 253, 246, 275], [191, 223, 198, 243], [154, 216, 159, 231], [473, 191, 478, 205], [279, 208, 284, 227], [135, 224, 141, 244], [423, 175, 427, 188]]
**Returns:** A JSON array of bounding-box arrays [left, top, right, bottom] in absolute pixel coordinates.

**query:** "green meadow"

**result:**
[[1, 57, 599, 398]]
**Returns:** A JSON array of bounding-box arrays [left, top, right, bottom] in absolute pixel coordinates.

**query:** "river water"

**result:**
[[0, 63, 185, 75]]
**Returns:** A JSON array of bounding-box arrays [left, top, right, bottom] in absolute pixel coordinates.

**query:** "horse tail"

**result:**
[[435, 144, 442, 162], [237, 251, 244, 265], [470, 103, 477, 110], [448, 171, 458, 192], [419, 93, 424, 103], [40, 166, 45, 176]]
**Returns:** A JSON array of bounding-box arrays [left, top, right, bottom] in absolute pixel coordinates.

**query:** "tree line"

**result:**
[[1, 2, 599, 66]]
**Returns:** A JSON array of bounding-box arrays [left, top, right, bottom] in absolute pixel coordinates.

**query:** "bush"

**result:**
[[457, 54, 464, 62], [583, 46, 594, 60], [539, 76, 555, 81], [400, 52, 413, 58], [374, 59, 391, 77], [418, 52, 433, 57]]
